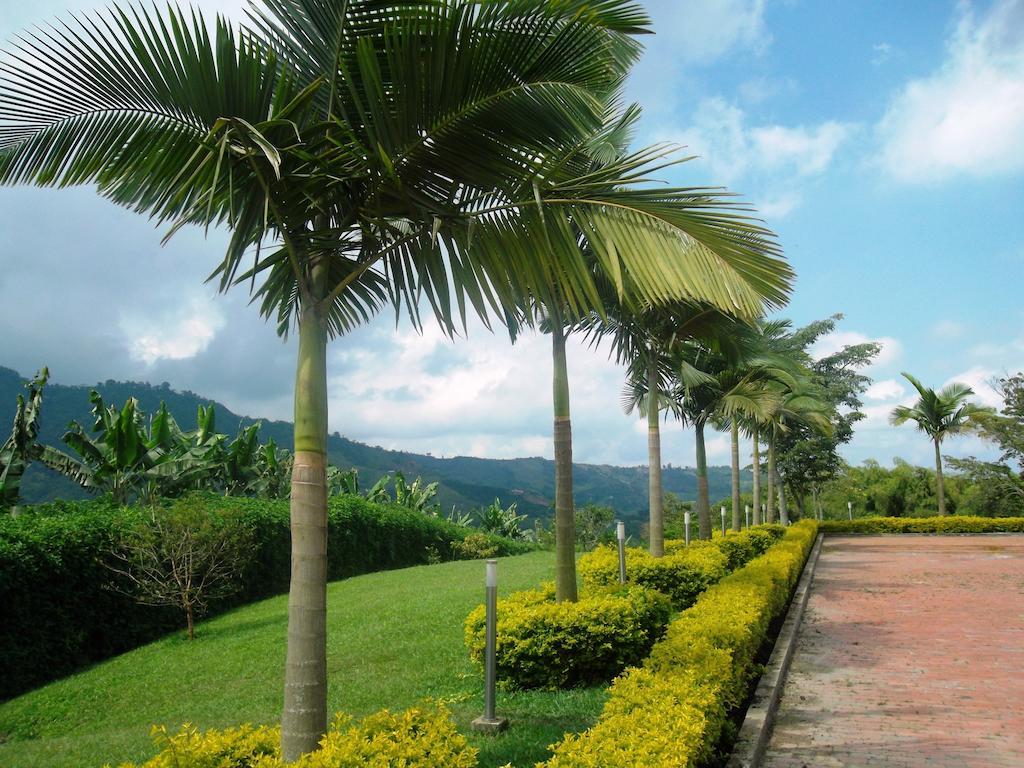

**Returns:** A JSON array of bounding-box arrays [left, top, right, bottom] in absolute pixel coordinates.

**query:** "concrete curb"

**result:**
[[726, 532, 825, 768]]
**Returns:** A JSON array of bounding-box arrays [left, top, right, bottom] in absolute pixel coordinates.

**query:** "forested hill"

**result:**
[[1, 366, 749, 522]]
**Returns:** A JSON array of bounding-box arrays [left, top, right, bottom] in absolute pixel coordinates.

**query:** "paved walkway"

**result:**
[[762, 535, 1024, 768]]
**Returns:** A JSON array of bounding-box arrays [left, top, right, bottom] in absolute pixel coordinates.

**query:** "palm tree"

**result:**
[[1, 1, 792, 756], [762, 383, 832, 524], [662, 331, 779, 539], [890, 373, 993, 516]]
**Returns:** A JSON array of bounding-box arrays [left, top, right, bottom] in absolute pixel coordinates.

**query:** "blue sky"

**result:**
[[1, 0, 1022, 471]]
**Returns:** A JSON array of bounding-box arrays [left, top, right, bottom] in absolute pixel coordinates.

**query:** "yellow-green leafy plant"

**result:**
[[820, 515, 1024, 534], [107, 703, 475, 768], [544, 521, 818, 767], [465, 583, 671, 690], [578, 543, 730, 610]]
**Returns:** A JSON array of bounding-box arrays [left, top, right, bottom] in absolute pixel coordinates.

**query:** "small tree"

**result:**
[[107, 499, 254, 639], [890, 373, 994, 516], [575, 503, 615, 551]]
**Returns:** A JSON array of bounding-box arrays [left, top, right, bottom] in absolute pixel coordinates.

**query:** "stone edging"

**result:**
[[725, 532, 825, 768]]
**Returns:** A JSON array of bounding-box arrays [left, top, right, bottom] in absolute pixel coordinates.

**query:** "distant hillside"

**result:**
[[1, 366, 750, 523]]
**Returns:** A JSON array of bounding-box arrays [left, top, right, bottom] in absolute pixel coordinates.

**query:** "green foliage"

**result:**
[[543, 521, 818, 767], [819, 516, 1024, 534], [579, 544, 727, 610], [464, 583, 671, 691], [945, 457, 1024, 517], [107, 498, 256, 639], [451, 532, 499, 560], [0, 494, 530, 698], [578, 526, 784, 609], [109, 703, 476, 768], [574, 503, 615, 550], [475, 498, 529, 540], [0, 368, 48, 509]]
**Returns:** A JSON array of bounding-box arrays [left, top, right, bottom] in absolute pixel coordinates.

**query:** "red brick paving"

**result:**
[[762, 535, 1024, 768]]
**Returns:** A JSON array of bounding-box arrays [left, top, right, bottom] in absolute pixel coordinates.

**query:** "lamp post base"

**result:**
[[471, 716, 509, 734]]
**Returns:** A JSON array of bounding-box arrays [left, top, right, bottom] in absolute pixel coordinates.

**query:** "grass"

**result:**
[[0, 550, 606, 768]]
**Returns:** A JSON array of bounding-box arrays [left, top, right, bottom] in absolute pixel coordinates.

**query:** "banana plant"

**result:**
[[38, 392, 178, 504], [0, 368, 49, 510]]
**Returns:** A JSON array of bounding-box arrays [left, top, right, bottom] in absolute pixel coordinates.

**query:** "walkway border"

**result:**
[[726, 532, 825, 768]]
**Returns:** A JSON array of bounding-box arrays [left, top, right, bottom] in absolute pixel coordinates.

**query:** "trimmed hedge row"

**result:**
[[543, 520, 819, 767], [820, 515, 1024, 535], [109, 703, 476, 767], [464, 583, 672, 690], [580, 525, 786, 610], [0, 495, 530, 700]]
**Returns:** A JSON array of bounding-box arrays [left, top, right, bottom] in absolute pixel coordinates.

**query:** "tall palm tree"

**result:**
[[597, 305, 734, 551], [890, 373, 993, 516], [762, 382, 832, 524], [0, 1, 792, 757]]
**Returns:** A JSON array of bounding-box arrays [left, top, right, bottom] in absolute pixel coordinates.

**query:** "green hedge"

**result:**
[[543, 521, 818, 767], [0, 495, 530, 700], [820, 515, 1024, 534], [579, 526, 786, 610], [464, 582, 672, 690]]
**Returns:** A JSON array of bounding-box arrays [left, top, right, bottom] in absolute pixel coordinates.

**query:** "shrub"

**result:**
[[820, 515, 1024, 535], [107, 703, 476, 768], [544, 521, 818, 767], [579, 526, 785, 610], [464, 582, 671, 690], [579, 544, 726, 611], [453, 532, 499, 559], [0, 494, 531, 699]]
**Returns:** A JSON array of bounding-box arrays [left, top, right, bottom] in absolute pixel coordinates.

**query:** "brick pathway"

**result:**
[[762, 535, 1024, 768]]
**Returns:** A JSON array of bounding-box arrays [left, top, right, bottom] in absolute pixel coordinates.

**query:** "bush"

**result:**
[[108, 703, 476, 767], [464, 582, 671, 690], [0, 494, 531, 699], [579, 526, 785, 610], [819, 515, 1024, 535], [544, 521, 818, 767]]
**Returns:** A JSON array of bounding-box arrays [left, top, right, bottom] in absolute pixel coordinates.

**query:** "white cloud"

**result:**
[[872, 42, 894, 67], [751, 122, 853, 176], [809, 330, 902, 368], [877, 0, 1024, 183], [944, 366, 1004, 408], [931, 319, 966, 339], [663, 98, 854, 186], [656, 98, 854, 218], [647, 0, 771, 65], [865, 378, 906, 402], [122, 297, 225, 365]]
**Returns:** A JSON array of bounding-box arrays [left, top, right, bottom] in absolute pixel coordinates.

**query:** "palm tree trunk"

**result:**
[[695, 420, 711, 539], [934, 438, 947, 516], [775, 458, 789, 525], [647, 352, 664, 557], [551, 322, 577, 602], [281, 299, 329, 762], [730, 421, 741, 531], [766, 432, 776, 524], [812, 484, 821, 520], [752, 426, 762, 525]]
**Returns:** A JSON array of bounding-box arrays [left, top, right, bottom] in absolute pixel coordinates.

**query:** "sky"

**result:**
[[1, 0, 1023, 471]]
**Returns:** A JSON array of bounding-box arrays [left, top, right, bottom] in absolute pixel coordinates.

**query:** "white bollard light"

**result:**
[[472, 559, 508, 733], [848, 500, 853, 521], [721, 506, 727, 536], [616, 521, 627, 585], [684, 510, 691, 546], [745, 504, 750, 529]]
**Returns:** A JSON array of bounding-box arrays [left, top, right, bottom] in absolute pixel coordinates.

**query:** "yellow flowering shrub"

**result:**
[[821, 515, 1024, 534], [579, 541, 729, 610], [107, 703, 476, 768], [464, 582, 671, 690], [542, 521, 818, 767]]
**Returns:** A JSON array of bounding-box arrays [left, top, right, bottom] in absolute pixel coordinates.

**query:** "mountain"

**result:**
[[0, 366, 751, 523]]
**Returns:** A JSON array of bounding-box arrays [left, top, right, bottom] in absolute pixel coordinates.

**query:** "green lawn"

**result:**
[[0, 551, 605, 768]]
